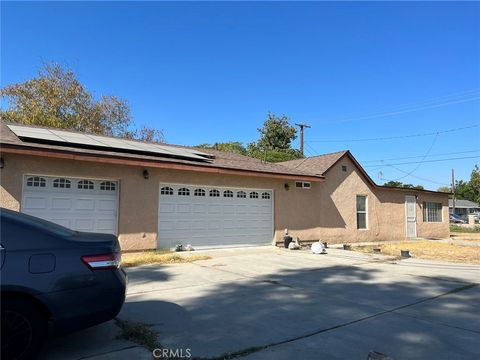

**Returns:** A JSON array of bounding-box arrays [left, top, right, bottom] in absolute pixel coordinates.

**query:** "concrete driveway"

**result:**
[[42, 247, 480, 360]]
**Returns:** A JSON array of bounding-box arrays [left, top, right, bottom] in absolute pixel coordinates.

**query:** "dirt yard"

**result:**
[[353, 240, 480, 265]]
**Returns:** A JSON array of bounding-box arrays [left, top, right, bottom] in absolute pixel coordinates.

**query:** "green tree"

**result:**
[[455, 165, 480, 203], [196, 142, 247, 155], [1, 63, 163, 142], [247, 113, 303, 162], [437, 186, 452, 193], [383, 180, 424, 190]]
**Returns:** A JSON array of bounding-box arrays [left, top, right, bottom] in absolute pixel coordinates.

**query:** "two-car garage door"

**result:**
[[158, 184, 274, 248], [21, 175, 118, 234]]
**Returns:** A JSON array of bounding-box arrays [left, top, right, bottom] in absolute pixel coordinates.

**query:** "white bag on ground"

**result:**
[[311, 241, 326, 254]]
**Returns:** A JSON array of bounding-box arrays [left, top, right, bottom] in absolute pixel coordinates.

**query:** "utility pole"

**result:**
[[295, 123, 311, 156], [451, 169, 456, 216]]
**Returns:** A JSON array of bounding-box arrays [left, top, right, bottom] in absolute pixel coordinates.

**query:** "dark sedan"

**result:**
[[0, 208, 127, 360]]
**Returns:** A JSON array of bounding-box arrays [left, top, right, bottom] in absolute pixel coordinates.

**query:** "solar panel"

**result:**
[[7, 125, 214, 162]]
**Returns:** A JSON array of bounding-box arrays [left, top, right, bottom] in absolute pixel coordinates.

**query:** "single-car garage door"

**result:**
[[22, 175, 118, 234], [158, 184, 273, 248]]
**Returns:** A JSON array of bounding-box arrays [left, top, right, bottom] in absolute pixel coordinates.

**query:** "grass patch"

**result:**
[[353, 240, 480, 265], [115, 319, 160, 351], [122, 251, 210, 267], [450, 224, 480, 233]]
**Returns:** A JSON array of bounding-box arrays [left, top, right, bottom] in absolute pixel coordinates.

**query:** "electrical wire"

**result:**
[[361, 149, 480, 164], [307, 124, 479, 143], [318, 90, 480, 125], [363, 155, 480, 167]]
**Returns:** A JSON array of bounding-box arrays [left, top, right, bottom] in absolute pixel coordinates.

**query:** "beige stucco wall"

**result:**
[[0, 153, 449, 250]]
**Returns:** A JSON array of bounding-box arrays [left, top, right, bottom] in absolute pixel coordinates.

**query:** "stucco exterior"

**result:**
[[0, 152, 449, 250]]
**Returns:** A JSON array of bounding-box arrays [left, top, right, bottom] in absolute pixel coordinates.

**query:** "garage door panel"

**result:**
[[23, 197, 47, 210], [22, 175, 118, 235], [51, 198, 72, 210]]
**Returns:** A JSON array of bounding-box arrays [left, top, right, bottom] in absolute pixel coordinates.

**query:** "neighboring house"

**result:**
[[449, 199, 480, 218], [0, 122, 449, 251]]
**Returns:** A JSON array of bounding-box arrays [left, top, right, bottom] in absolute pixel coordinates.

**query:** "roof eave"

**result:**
[[0, 144, 324, 182]]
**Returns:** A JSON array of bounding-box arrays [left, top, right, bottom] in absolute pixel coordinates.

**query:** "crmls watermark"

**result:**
[[153, 348, 192, 359]]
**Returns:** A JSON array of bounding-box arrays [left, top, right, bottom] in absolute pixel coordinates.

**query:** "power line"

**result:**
[[386, 132, 439, 181], [363, 155, 480, 167], [385, 164, 450, 186], [307, 124, 479, 143], [318, 90, 480, 125], [361, 149, 480, 164]]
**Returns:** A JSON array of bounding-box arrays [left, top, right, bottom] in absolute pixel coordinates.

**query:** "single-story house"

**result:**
[[0, 122, 450, 250], [449, 199, 480, 218]]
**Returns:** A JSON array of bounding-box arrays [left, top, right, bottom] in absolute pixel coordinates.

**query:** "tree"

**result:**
[[1, 63, 163, 142], [454, 165, 480, 203], [437, 186, 452, 193], [383, 180, 424, 190], [246, 113, 303, 162], [196, 142, 247, 155]]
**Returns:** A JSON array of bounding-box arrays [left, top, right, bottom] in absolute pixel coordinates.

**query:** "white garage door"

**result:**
[[158, 184, 273, 249], [22, 175, 118, 234]]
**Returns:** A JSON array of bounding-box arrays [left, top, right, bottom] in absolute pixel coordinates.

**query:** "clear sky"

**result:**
[[2, 1, 479, 190]]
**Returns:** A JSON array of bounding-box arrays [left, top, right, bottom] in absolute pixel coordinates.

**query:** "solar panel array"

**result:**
[[7, 125, 214, 162]]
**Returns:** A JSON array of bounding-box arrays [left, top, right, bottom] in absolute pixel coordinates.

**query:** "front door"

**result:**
[[405, 195, 417, 238]]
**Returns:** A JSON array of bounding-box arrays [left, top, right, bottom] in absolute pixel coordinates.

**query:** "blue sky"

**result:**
[[2, 1, 479, 190]]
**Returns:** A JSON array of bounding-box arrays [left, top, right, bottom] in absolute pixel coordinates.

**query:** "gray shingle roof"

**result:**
[[448, 199, 480, 208]]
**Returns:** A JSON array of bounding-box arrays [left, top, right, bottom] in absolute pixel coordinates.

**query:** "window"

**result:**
[[26, 176, 46, 187], [100, 181, 116, 191], [342, 165, 347, 172], [209, 189, 220, 197], [237, 191, 246, 198], [356, 195, 367, 229], [261, 192, 271, 199], [423, 202, 442, 222], [249, 191, 259, 199], [53, 178, 71, 188], [161, 187, 174, 195], [178, 188, 190, 196], [78, 180, 94, 190], [223, 190, 233, 198], [194, 189, 205, 197], [295, 181, 311, 189]]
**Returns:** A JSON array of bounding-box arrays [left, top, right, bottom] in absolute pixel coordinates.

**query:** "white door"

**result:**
[[158, 184, 273, 249], [405, 195, 417, 238], [22, 175, 118, 234]]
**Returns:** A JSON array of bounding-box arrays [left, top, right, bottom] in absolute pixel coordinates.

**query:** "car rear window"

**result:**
[[0, 208, 76, 237]]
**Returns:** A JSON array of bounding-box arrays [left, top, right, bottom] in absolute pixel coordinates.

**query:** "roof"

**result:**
[[280, 150, 448, 195], [449, 199, 480, 208], [0, 122, 323, 181], [277, 150, 348, 175]]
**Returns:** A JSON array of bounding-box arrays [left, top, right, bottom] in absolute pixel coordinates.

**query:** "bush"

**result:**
[[450, 224, 480, 233]]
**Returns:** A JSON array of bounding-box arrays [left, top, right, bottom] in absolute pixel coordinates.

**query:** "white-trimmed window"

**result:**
[[356, 195, 367, 229], [78, 180, 94, 190], [100, 181, 116, 191], [209, 189, 220, 197], [261, 192, 271, 199], [26, 176, 46, 187], [53, 178, 71, 189], [237, 191, 246, 198], [249, 191, 259, 199], [295, 181, 311, 189], [223, 190, 233, 198], [178, 188, 190, 196], [423, 202, 442, 222], [194, 189, 205, 197], [161, 186, 174, 195]]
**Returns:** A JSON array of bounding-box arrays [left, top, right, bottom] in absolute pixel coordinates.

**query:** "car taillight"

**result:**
[[81, 253, 121, 270]]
